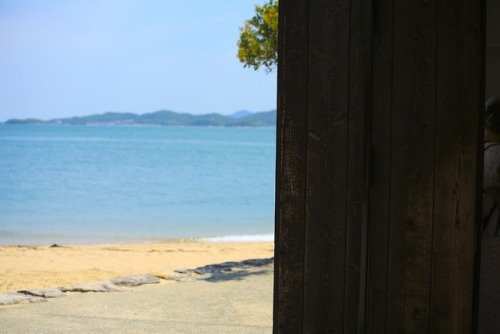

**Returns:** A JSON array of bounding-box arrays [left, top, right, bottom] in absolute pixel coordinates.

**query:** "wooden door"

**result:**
[[274, 0, 484, 332]]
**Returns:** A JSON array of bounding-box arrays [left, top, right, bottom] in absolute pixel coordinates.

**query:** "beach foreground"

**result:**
[[0, 267, 273, 333], [0, 240, 274, 333], [0, 240, 274, 294]]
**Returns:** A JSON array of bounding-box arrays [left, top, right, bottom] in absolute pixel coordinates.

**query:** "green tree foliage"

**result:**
[[237, 0, 278, 72]]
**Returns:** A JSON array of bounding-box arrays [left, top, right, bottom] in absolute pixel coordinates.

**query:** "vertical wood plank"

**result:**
[[485, 0, 500, 98], [431, 0, 482, 333], [367, 0, 482, 332], [303, 0, 351, 331], [384, 0, 415, 326], [366, 0, 393, 331], [389, 0, 437, 332], [275, 0, 482, 332], [346, 0, 371, 332], [274, 0, 309, 332]]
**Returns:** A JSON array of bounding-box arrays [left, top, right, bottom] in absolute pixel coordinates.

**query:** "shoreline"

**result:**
[[0, 239, 274, 295], [0, 233, 275, 248]]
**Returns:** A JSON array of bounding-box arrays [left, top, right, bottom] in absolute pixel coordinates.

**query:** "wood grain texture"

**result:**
[[275, 0, 483, 332], [366, 0, 394, 331], [432, 0, 482, 332], [274, 0, 309, 332], [346, 0, 371, 332], [303, 0, 351, 332], [392, 1, 437, 332]]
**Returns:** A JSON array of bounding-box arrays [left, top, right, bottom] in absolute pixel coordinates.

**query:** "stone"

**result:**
[[241, 258, 274, 267], [60, 281, 124, 293], [111, 275, 160, 287], [0, 293, 48, 306], [169, 257, 274, 282], [18, 288, 65, 298], [168, 270, 212, 282]]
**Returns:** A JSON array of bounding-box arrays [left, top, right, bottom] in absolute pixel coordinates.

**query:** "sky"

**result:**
[[0, 0, 277, 122]]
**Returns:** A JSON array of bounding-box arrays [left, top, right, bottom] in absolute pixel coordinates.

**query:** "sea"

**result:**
[[0, 125, 276, 245]]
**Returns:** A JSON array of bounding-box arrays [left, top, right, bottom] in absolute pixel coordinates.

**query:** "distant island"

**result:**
[[3, 109, 276, 127]]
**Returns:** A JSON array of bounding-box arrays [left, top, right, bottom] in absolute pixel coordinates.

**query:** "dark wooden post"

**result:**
[[274, 0, 372, 332], [274, 0, 484, 332], [486, 0, 500, 98]]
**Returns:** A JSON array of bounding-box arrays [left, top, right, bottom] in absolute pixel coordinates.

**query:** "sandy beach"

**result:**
[[0, 240, 275, 333], [0, 240, 274, 294]]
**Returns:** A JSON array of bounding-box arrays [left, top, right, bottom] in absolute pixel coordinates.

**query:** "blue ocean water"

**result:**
[[0, 125, 276, 245]]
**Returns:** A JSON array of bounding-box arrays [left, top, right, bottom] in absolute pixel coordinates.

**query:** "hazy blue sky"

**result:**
[[0, 0, 277, 122]]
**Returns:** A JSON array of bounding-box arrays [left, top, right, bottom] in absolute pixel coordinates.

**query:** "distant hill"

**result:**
[[4, 110, 277, 127], [229, 110, 253, 118]]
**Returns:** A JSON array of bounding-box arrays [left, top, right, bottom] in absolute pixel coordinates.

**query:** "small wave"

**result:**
[[200, 234, 274, 243]]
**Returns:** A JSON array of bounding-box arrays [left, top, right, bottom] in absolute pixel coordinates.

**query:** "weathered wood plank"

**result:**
[[346, 0, 371, 332], [275, 0, 482, 332], [486, 0, 500, 98], [431, 0, 482, 333], [366, 0, 393, 331], [303, 0, 351, 331], [273, 1, 309, 332], [389, 0, 437, 332]]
